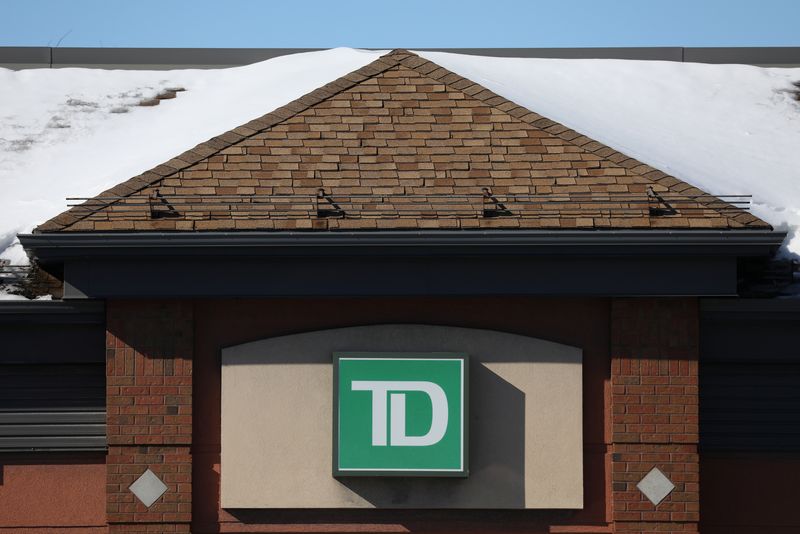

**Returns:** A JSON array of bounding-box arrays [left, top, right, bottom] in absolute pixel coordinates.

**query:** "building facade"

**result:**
[[1, 49, 798, 534]]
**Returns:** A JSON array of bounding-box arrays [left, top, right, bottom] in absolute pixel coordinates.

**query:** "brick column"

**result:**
[[106, 301, 193, 533], [610, 298, 700, 534]]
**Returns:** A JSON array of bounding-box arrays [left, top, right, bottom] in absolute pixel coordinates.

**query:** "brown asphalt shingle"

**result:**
[[37, 49, 770, 232]]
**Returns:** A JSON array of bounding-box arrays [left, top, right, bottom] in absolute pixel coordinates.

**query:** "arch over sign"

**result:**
[[221, 324, 582, 509]]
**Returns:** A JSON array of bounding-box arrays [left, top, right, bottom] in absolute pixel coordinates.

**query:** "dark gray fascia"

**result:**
[[20, 230, 784, 299], [0, 300, 105, 324], [19, 229, 787, 262], [20, 228, 786, 257]]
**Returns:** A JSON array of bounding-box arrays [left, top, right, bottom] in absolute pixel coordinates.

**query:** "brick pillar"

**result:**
[[106, 301, 193, 533], [610, 298, 700, 534]]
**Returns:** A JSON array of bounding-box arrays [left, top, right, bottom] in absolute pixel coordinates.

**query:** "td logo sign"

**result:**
[[333, 353, 468, 476]]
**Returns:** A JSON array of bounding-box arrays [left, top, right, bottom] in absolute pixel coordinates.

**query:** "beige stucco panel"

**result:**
[[221, 324, 582, 509]]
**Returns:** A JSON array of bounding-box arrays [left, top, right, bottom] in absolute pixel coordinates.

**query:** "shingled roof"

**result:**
[[37, 49, 769, 232]]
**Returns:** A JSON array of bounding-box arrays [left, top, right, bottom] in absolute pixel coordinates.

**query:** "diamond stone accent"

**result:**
[[129, 468, 168, 508], [636, 467, 675, 506]]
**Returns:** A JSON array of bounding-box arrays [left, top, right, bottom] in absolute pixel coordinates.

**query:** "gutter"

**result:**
[[19, 229, 787, 262]]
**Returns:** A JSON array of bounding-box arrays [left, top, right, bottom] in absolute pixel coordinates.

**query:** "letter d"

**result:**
[[390, 381, 448, 446]]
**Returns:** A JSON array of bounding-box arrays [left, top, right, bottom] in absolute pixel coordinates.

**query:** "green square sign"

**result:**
[[333, 352, 468, 477]]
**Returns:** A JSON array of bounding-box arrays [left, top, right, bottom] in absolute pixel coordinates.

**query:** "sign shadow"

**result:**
[[337, 362, 525, 508]]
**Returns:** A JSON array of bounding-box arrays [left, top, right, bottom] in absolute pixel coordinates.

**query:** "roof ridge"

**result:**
[[38, 48, 766, 232]]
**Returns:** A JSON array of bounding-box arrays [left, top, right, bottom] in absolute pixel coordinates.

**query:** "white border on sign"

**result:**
[[337, 357, 465, 473]]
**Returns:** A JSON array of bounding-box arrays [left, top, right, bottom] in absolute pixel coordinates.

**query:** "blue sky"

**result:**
[[2, 0, 799, 48]]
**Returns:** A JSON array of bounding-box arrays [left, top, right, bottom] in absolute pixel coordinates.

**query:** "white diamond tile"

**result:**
[[129, 468, 168, 508], [636, 467, 675, 506]]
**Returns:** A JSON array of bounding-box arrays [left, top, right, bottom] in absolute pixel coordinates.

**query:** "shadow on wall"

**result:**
[[339, 363, 525, 508], [222, 362, 579, 530], [222, 323, 581, 365], [220, 324, 583, 511]]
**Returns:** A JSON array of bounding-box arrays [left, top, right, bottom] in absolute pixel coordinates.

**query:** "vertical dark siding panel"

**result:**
[[700, 299, 800, 452], [0, 302, 105, 451]]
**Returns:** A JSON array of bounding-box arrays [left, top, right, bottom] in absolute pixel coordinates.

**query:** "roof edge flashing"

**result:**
[[19, 229, 787, 261]]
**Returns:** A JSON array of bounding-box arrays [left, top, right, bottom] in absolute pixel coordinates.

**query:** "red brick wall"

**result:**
[[611, 298, 700, 534], [192, 297, 612, 533], [106, 301, 193, 533], [0, 454, 106, 532], [99, 296, 703, 533]]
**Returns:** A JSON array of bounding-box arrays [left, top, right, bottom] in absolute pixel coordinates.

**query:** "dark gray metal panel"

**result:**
[[61, 254, 737, 299], [0, 324, 104, 363], [2, 46, 800, 70], [685, 47, 800, 66], [0, 302, 106, 451], [52, 46, 322, 69], [0, 302, 105, 364], [0, 423, 105, 436], [701, 362, 800, 452], [0, 363, 105, 451], [424, 47, 685, 61], [0, 436, 106, 450], [0, 364, 105, 409], [700, 298, 800, 452], [0, 46, 50, 68], [700, 298, 800, 363], [0, 412, 104, 424]]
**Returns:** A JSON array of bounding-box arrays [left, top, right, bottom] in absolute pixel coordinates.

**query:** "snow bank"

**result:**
[[418, 51, 800, 256], [1, 47, 799, 274]]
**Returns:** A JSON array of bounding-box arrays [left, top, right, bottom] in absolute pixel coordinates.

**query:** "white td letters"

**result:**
[[351, 380, 448, 447]]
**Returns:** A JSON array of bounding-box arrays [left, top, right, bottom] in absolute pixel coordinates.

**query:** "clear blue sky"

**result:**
[[2, 0, 799, 48]]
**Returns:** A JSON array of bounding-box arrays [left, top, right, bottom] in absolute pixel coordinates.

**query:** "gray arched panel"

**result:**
[[221, 324, 582, 509]]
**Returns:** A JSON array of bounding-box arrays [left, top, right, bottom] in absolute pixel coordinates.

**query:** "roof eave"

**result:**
[[19, 229, 787, 263]]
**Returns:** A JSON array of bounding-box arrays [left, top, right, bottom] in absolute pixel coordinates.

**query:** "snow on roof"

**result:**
[[421, 51, 800, 255], [1, 48, 799, 267], [0, 47, 385, 264]]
